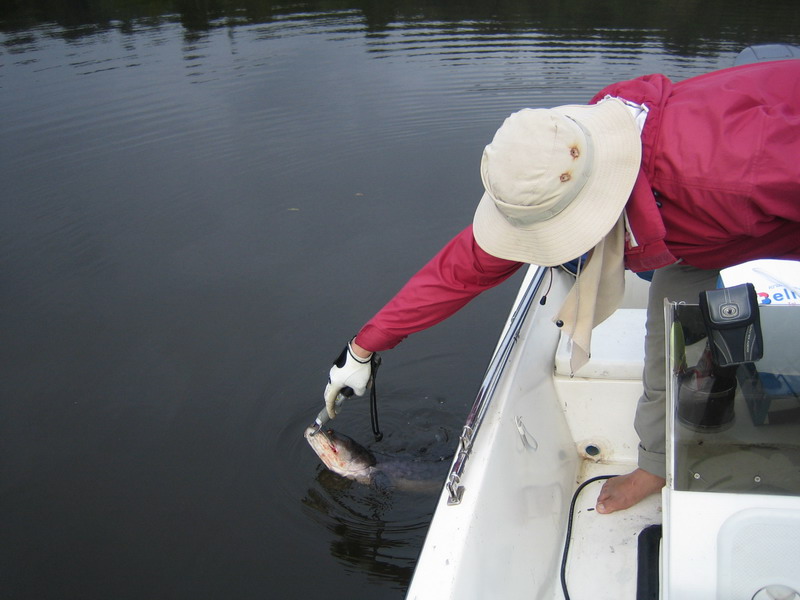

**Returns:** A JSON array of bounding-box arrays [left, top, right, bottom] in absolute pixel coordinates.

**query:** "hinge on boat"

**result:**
[[446, 473, 463, 505], [446, 425, 474, 505]]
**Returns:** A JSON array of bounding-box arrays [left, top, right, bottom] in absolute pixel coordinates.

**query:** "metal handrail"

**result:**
[[445, 266, 549, 505]]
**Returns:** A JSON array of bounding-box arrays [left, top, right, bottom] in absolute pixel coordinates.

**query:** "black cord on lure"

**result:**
[[369, 353, 383, 442]]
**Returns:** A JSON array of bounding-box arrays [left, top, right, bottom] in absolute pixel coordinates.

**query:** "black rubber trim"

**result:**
[[636, 524, 662, 600]]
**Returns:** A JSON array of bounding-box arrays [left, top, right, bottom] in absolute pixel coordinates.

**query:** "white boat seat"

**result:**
[[553, 308, 647, 463], [554, 308, 646, 380]]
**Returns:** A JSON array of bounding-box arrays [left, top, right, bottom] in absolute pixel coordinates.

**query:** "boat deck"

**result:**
[[409, 262, 800, 599], [564, 461, 662, 600], [554, 291, 661, 599]]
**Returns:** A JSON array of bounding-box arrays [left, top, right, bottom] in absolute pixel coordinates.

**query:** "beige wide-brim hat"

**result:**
[[473, 98, 642, 266]]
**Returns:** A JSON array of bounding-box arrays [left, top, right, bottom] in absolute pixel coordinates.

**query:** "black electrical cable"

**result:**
[[560, 475, 618, 600]]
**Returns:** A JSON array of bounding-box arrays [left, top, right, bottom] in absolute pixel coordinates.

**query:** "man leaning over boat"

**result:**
[[321, 59, 800, 514]]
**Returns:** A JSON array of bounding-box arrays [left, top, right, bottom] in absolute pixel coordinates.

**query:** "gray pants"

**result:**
[[635, 262, 721, 477]]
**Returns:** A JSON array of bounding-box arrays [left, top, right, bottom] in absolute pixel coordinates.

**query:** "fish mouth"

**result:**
[[304, 426, 336, 450]]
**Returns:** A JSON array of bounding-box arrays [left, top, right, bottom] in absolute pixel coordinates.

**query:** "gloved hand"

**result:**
[[323, 340, 373, 419]]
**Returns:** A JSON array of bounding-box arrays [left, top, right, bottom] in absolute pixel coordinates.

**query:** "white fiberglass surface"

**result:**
[[409, 268, 660, 600], [408, 268, 576, 599]]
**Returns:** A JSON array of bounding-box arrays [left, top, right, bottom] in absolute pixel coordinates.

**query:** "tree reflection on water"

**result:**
[[3, 0, 799, 57]]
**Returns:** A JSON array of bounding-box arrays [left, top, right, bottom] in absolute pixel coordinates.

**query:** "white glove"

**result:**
[[323, 341, 373, 419]]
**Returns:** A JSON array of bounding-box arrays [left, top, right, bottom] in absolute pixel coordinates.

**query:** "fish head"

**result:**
[[304, 426, 377, 483]]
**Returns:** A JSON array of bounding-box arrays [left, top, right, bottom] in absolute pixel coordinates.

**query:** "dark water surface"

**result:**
[[2, 2, 799, 598]]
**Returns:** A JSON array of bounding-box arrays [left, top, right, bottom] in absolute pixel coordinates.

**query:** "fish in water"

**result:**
[[304, 426, 448, 493]]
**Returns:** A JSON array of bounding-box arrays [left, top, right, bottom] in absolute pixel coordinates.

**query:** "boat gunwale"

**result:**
[[445, 264, 549, 504]]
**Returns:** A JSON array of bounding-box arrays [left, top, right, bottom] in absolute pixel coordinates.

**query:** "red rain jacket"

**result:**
[[356, 60, 800, 352]]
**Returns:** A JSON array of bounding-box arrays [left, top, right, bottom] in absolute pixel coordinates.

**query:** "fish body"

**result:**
[[304, 426, 379, 485], [304, 426, 447, 492]]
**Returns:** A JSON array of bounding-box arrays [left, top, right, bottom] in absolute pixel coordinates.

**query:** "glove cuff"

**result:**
[[347, 340, 372, 364]]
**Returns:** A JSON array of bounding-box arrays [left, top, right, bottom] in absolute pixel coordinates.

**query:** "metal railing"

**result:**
[[445, 265, 549, 505]]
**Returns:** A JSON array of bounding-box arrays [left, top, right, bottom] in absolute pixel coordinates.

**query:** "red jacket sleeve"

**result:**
[[355, 225, 523, 352]]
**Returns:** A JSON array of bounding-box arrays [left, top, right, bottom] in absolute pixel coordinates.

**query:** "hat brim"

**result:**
[[473, 99, 642, 266]]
